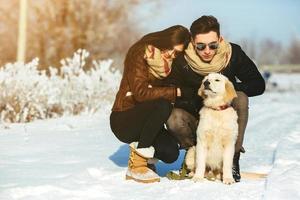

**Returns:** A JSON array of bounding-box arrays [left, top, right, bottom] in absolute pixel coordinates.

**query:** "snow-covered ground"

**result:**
[[0, 73, 299, 200]]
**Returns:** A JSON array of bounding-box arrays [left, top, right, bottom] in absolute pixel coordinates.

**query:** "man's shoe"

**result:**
[[232, 152, 241, 182]]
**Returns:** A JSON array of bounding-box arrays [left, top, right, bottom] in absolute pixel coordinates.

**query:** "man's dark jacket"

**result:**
[[164, 43, 266, 117]]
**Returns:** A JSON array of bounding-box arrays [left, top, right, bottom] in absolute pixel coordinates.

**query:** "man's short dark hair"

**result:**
[[190, 15, 220, 39]]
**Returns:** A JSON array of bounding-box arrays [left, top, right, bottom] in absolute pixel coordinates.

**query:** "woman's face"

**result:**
[[161, 44, 185, 59]]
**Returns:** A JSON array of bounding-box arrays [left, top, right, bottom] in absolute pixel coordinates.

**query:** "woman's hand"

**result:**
[[177, 88, 181, 97]]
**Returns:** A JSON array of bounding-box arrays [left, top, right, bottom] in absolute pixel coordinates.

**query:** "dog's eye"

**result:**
[[215, 79, 220, 82]]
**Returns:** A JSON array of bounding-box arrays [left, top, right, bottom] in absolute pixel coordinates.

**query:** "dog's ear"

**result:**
[[198, 82, 206, 98], [223, 79, 237, 103]]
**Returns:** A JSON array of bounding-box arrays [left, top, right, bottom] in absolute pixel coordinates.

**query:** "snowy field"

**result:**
[[0, 73, 300, 200]]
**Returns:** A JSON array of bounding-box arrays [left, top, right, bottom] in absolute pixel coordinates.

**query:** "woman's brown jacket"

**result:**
[[112, 48, 177, 112]]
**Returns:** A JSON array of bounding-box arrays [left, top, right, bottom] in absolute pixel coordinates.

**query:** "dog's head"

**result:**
[[198, 73, 237, 105]]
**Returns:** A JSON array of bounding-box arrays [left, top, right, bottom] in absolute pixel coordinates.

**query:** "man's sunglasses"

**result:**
[[195, 42, 219, 51]]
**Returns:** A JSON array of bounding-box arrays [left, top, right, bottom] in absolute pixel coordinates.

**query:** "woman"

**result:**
[[110, 25, 191, 183]]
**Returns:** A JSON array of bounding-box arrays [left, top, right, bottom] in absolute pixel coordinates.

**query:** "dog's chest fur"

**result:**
[[197, 107, 238, 170]]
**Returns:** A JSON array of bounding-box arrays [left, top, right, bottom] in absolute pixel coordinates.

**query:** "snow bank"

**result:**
[[263, 130, 300, 200], [0, 49, 121, 123], [264, 73, 300, 92]]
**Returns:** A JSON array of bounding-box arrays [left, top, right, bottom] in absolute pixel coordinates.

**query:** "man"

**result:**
[[165, 15, 265, 182]]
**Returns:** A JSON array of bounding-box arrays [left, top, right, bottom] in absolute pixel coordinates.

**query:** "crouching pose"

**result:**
[[110, 25, 191, 183], [165, 15, 265, 182]]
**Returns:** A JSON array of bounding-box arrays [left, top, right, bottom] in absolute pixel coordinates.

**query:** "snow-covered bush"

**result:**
[[0, 49, 121, 123]]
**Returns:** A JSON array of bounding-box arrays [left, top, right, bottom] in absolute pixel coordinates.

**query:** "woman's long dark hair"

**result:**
[[125, 25, 190, 69], [140, 25, 190, 50]]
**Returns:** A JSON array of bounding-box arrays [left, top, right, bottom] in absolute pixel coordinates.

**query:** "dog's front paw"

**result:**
[[192, 175, 205, 182], [223, 177, 235, 185]]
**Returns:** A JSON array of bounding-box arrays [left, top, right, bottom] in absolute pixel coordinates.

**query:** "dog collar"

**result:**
[[209, 104, 231, 111]]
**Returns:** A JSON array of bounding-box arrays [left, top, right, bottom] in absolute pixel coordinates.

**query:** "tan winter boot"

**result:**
[[125, 142, 160, 183]]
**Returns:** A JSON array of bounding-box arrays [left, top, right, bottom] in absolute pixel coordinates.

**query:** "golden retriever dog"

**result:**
[[185, 73, 238, 184]]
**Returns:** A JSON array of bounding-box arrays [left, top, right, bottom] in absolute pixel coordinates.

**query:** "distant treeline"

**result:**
[[0, 0, 147, 69], [239, 37, 300, 67], [0, 0, 299, 70]]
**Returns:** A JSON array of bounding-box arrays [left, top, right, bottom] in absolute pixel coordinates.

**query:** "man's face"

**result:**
[[193, 31, 220, 63]]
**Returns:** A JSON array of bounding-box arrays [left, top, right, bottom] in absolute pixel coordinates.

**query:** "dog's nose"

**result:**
[[203, 80, 210, 88]]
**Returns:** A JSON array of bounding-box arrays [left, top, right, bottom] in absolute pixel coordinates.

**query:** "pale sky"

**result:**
[[138, 0, 300, 44]]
